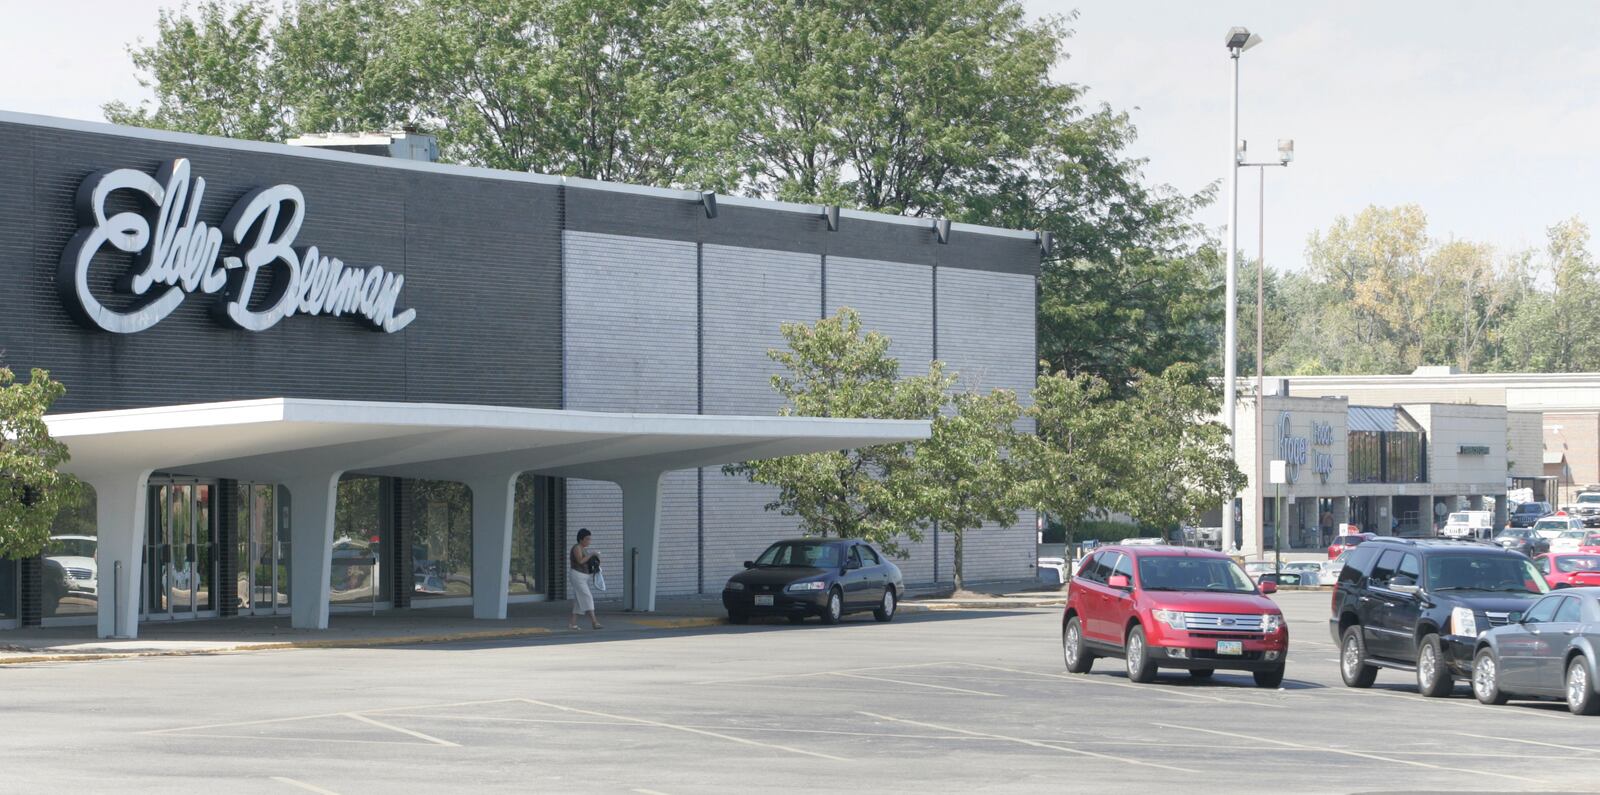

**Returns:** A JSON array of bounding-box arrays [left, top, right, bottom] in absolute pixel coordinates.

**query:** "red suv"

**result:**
[[1062, 545, 1289, 687], [1327, 532, 1375, 559]]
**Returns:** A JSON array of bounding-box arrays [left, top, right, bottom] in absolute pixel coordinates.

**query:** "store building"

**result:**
[[1231, 384, 1537, 553], [0, 111, 1041, 637]]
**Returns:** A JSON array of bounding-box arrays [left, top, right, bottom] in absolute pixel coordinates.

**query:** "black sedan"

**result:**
[[1471, 587, 1600, 715], [722, 539, 903, 625]]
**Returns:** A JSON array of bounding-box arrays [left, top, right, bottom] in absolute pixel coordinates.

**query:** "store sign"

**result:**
[[1458, 444, 1490, 455], [59, 158, 416, 333], [1277, 412, 1335, 484]]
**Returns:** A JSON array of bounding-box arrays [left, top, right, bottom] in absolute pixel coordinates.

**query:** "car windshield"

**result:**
[[1425, 555, 1549, 594], [1534, 520, 1568, 531], [1447, 513, 1470, 524], [754, 541, 842, 568], [45, 538, 95, 557], [1579, 494, 1600, 505], [1137, 556, 1257, 594], [1334, 535, 1364, 545], [1559, 530, 1587, 539], [1556, 555, 1600, 573]]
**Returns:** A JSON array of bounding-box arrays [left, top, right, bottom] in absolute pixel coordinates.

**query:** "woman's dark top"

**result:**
[[571, 545, 600, 574]]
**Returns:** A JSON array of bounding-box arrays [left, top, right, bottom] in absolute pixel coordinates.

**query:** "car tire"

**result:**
[[1417, 634, 1453, 698], [1189, 669, 1215, 680], [1568, 656, 1600, 716], [1472, 647, 1509, 705], [873, 588, 897, 622], [1340, 626, 1379, 688], [1253, 664, 1285, 688], [728, 611, 748, 625], [819, 588, 843, 625], [1125, 625, 1157, 683], [1063, 616, 1094, 674]]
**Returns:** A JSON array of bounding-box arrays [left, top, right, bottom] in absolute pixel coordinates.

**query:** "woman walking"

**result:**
[[569, 528, 603, 630]]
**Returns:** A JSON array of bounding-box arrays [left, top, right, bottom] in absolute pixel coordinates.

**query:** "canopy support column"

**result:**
[[285, 471, 343, 630], [90, 470, 154, 639], [468, 472, 519, 620], [616, 472, 666, 612]]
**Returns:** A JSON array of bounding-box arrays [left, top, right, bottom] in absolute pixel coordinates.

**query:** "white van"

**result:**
[[1440, 510, 1494, 540]]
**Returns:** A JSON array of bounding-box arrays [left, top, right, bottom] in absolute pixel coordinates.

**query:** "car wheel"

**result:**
[[1253, 664, 1285, 688], [1125, 625, 1157, 683], [1568, 657, 1600, 716], [1189, 668, 1215, 680], [1063, 616, 1094, 674], [1472, 647, 1509, 705], [1340, 626, 1378, 688], [728, 611, 748, 625], [1417, 634, 1453, 697], [873, 588, 897, 622], [819, 588, 843, 625]]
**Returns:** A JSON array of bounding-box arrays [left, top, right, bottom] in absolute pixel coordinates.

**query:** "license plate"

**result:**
[[754, 595, 774, 606], [1216, 641, 1243, 656]]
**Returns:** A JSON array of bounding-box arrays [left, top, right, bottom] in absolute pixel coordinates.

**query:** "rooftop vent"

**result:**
[[286, 129, 438, 162], [1411, 365, 1461, 376]]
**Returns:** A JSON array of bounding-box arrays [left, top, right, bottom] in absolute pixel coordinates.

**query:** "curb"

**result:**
[[0, 625, 568, 666], [905, 600, 1065, 610]]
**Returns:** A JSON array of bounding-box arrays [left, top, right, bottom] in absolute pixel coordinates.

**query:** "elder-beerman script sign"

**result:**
[[59, 158, 417, 334]]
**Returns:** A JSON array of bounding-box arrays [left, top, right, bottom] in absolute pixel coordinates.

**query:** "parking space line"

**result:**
[[518, 698, 849, 761], [688, 661, 951, 686], [952, 662, 1290, 708], [270, 777, 342, 795], [832, 672, 1004, 697], [1454, 732, 1599, 754], [632, 790, 672, 795], [858, 712, 1201, 774], [345, 713, 460, 747], [383, 712, 997, 741], [141, 698, 524, 736], [1154, 723, 1545, 785]]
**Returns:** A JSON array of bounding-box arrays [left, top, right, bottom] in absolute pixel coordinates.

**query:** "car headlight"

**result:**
[[724, 581, 744, 591], [786, 580, 828, 592], [1152, 609, 1187, 631], [1451, 606, 1478, 637], [1262, 614, 1284, 633]]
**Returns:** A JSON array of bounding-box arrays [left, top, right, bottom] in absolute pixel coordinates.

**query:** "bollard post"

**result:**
[[629, 546, 639, 612], [113, 561, 123, 637]]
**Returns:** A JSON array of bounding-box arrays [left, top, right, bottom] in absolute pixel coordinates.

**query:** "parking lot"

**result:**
[[2, 592, 1596, 793]]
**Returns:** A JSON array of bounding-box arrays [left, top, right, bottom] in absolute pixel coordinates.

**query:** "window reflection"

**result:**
[[411, 480, 472, 599], [331, 477, 387, 605], [508, 474, 542, 597], [43, 482, 97, 618], [0, 557, 17, 621]]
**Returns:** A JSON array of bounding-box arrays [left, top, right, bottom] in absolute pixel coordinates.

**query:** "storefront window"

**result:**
[[331, 477, 389, 606], [1385, 432, 1425, 483], [43, 483, 97, 618], [1348, 431, 1382, 484], [411, 480, 472, 599], [0, 557, 17, 622], [508, 474, 544, 597]]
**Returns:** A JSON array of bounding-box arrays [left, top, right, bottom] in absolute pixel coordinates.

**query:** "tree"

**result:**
[[913, 389, 1026, 591], [1115, 365, 1245, 538], [0, 368, 76, 560], [724, 309, 950, 557], [1015, 369, 1133, 551]]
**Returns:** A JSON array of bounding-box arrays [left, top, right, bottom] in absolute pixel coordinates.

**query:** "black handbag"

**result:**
[[587, 554, 601, 575]]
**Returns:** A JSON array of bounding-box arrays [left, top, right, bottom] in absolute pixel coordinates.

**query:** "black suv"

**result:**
[[1329, 538, 1548, 696], [1509, 501, 1552, 528]]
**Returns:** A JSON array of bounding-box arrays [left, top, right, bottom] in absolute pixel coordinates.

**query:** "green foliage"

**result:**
[[0, 368, 77, 560], [913, 389, 1026, 589], [1016, 369, 1132, 538], [726, 309, 951, 558]]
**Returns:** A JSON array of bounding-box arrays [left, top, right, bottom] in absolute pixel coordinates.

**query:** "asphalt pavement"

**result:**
[[2, 592, 1596, 793]]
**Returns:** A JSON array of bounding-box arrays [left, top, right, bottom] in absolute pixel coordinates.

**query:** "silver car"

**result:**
[[1471, 587, 1600, 715]]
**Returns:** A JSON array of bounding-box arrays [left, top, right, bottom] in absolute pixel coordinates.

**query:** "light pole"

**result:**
[[1241, 138, 1293, 557], [1221, 26, 1260, 553]]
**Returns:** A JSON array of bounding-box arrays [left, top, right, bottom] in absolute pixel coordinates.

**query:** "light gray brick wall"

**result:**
[[702, 245, 822, 415], [936, 266, 1039, 583], [826, 256, 934, 376]]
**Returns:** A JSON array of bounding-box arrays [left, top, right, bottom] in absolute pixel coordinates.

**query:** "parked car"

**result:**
[[1330, 538, 1548, 696], [1243, 560, 1281, 583], [1533, 514, 1585, 541], [1118, 537, 1164, 546], [722, 539, 903, 625], [1492, 527, 1549, 557], [1440, 511, 1495, 541], [44, 534, 98, 596], [1562, 492, 1600, 528], [1583, 533, 1600, 554], [1062, 545, 1288, 687], [1319, 553, 1349, 586], [1510, 501, 1554, 528], [1552, 528, 1593, 553], [1534, 553, 1600, 589], [1327, 533, 1374, 560], [1471, 588, 1600, 715], [1037, 556, 1070, 587], [1283, 561, 1324, 580]]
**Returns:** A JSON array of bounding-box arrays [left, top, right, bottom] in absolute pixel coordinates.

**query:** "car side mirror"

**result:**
[[1389, 575, 1419, 596], [743, 560, 755, 569], [1260, 581, 1278, 595], [1108, 574, 1131, 589]]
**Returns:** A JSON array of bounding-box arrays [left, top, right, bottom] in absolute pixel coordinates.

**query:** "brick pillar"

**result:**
[[20, 555, 42, 626], [390, 477, 413, 610], [217, 480, 239, 617]]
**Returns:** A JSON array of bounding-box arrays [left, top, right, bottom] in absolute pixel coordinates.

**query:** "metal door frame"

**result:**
[[141, 477, 220, 622]]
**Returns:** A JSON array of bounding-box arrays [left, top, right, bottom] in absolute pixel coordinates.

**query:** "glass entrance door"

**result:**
[[236, 483, 290, 616], [142, 480, 218, 621]]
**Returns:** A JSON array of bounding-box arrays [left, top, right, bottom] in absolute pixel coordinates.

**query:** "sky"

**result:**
[[3, 1, 1597, 272]]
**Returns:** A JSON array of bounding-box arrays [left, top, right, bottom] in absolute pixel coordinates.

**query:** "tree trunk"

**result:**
[[953, 530, 964, 593]]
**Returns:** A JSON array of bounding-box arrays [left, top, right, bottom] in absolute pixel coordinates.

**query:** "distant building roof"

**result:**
[[1348, 406, 1396, 433]]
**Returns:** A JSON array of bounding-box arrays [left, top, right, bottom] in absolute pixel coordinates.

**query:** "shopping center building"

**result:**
[[1228, 375, 1546, 554], [0, 111, 1041, 637]]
